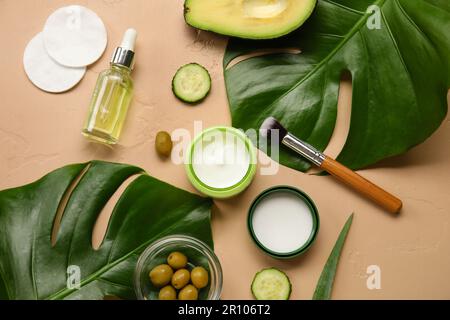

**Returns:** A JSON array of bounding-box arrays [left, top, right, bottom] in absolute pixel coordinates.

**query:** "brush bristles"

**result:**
[[260, 117, 288, 143]]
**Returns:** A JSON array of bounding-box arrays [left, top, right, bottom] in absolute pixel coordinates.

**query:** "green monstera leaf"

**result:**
[[224, 0, 449, 172], [0, 161, 213, 300]]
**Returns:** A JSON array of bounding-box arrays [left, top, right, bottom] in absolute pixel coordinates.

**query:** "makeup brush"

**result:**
[[261, 117, 402, 214]]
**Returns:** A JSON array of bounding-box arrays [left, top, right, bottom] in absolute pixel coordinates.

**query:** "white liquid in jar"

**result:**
[[252, 192, 314, 254], [192, 130, 250, 189]]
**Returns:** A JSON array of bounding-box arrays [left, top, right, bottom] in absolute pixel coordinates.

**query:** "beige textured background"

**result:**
[[1, 0, 449, 300]]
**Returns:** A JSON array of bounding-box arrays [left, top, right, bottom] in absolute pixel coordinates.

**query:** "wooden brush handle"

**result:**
[[321, 156, 402, 214]]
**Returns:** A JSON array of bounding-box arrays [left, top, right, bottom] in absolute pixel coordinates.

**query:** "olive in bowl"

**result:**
[[134, 235, 222, 300]]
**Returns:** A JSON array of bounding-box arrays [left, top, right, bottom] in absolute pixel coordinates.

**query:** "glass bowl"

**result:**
[[134, 235, 223, 300]]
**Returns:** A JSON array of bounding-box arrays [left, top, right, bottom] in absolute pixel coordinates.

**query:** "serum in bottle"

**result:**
[[82, 28, 137, 145]]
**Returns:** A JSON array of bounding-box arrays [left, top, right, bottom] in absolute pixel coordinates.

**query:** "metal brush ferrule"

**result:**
[[111, 47, 135, 70], [282, 133, 325, 167]]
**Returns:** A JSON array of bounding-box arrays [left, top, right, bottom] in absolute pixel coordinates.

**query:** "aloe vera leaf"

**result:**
[[313, 213, 354, 300]]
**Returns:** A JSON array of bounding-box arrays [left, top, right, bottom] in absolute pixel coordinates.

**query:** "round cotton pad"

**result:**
[[23, 33, 86, 93], [43, 5, 107, 67]]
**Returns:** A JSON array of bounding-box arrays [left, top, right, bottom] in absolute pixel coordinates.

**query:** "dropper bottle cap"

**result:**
[[120, 28, 137, 51], [111, 28, 137, 70]]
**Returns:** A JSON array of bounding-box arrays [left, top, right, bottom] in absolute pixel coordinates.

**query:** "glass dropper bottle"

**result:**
[[82, 28, 137, 145]]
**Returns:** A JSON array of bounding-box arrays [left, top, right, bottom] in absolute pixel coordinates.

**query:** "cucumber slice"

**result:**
[[172, 63, 211, 103], [251, 268, 292, 300]]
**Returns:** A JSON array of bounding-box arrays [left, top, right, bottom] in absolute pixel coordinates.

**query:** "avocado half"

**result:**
[[184, 0, 317, 40]]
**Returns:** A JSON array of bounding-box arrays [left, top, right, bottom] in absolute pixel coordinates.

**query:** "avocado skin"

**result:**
[[183, 0, 318, 40]]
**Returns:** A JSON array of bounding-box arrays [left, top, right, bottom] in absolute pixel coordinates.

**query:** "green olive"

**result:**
[[178, 284, 198, 300], [155, 131, 173, 157], [149, 264, 173, 287], [167, 251, 188, 269], [158, 285, 177, 300], [191, 266, 209, 289], [171, 268, 190, 289]]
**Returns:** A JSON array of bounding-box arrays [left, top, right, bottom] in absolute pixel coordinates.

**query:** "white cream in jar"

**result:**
[[192, 130, 250, 189], [186, 127, 257, 199], [248, 187, 319, 258]]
